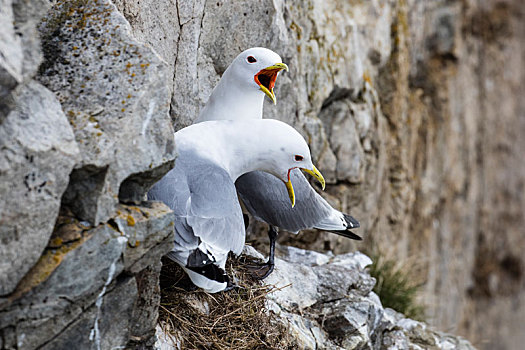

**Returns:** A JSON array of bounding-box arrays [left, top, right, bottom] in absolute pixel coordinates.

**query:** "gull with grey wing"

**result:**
[[195, 47, 362, 278], [148, 119, 325, 292]]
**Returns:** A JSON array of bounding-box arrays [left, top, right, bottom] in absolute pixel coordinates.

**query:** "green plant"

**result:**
[[368, 254, 426, 321]]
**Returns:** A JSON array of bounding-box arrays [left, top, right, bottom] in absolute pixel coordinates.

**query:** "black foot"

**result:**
[[244, 225, 278, 280], [246, 261, 275, 280]]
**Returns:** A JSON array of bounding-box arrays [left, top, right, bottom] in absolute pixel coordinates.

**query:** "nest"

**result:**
[[158, 253, 296, 350]]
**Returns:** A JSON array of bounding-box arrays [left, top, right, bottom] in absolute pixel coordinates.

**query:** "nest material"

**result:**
[[159, 253, 296, 350]]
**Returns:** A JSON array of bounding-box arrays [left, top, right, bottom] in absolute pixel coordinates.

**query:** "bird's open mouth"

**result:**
[[254, 63, 288, 104]]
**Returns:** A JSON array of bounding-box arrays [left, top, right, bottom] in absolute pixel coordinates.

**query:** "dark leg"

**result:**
[[265, 225, 278, 273], [247, 226, 278, 280]]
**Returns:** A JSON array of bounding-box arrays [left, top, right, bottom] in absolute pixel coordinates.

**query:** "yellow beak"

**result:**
[[285, 178, 296, 208], [302, 165, 326, 190], [284, 165, 325, 208], [255, 63, 289, 105]]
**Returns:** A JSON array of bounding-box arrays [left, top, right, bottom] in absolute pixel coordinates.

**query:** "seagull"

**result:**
[[195, 47, 362, 279], [148, 119, 325, 293]]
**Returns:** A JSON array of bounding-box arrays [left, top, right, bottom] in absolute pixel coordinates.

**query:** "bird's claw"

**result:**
[[246, 262, 274, 280]]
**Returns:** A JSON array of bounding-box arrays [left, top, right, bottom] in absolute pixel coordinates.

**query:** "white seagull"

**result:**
[[195, 47, 361, 278], [148, 119, 325, 292]]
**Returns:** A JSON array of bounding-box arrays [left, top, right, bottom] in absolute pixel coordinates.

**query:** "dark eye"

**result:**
[[247, 56, 257, 63], [294, 155, 304, 162]]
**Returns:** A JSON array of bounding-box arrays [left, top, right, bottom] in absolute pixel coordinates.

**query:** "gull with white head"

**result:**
[[148, 119, 324, 292], [196, 47, 362, 279], [195, 47, 288, 123]]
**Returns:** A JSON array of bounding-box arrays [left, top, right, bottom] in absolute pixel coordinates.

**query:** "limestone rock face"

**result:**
[[1, 0, 176, 348], [0, 203, 174, 350], [116, 1, 524, 348], [38, 0, 176, 225], [0, 0, 49, 114], [0, 81, 78, 296], [0, 0, 523, 349]]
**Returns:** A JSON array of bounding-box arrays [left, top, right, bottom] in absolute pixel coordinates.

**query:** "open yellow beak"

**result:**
[[254, 63, 289, 105], [284, 165, 325, 208]]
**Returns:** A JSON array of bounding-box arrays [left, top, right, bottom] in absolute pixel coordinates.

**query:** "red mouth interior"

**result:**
[[254, 68, 280, 91], [287, 167, 298, 182]]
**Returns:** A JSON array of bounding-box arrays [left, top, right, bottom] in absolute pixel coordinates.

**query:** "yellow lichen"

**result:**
[[127, 215, 136, 226], [128, 240, 140, 248], [363, 72, 373, 86], [50, 237, 64, 247], [6, 231, 92, 303]]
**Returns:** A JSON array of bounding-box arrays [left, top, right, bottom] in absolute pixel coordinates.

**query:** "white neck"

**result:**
[[195, 70, 265, 123], [177, 120, 285, 181]]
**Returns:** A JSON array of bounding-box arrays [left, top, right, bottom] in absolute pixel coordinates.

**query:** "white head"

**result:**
[[223, 47, 288, 104], [247, 119, 325, 207], [184, 119, 325, 207], [196, 48, 288, 123]]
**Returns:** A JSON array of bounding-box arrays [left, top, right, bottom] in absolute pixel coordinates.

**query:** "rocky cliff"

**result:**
[[156, 246, 475, 350], [1, 0, 175, 348], [0, 0, 523, 349]]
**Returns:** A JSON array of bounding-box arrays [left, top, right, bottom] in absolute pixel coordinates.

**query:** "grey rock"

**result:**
[[276, 244, 333, 266], [159, 245, 475, 349], [0, 202, 173, 349], [319, 98, 366, 183], [113, 0, 180, 88], [11, 0, 49, 78], [0, 81, 79, 296], [0, 0, 23, 107], [37, 276, 137, 350], [276, 311, 317, 350], [313, 263, 375, 301], [264, 255, 319, 311], [38, 0, 176, 225], [0, 0, 49, 115], [260, 246, 476, 350], [113, 203, 174, 274]]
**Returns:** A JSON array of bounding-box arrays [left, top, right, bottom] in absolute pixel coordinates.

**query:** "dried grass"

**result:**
[[158, 254, 296, 350]]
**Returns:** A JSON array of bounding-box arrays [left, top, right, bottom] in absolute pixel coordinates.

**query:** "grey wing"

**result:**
[[148, 164, 199, 258], [236, 169, 334, 233], [148, 159, 245, 262], [185, 163, 245, 256]]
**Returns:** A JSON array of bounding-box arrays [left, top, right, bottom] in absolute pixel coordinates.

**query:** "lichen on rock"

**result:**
[[38, 0, 176, 225]]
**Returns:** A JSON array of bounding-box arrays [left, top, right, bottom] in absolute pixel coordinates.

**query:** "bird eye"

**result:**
[[247, 56, 257, 63], [294, 155, 304, 162]]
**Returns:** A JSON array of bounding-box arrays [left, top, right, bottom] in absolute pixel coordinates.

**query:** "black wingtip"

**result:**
[[186, 263, 229, 284], [328, 229, 362, 241], [343, 213, 360, 229]]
